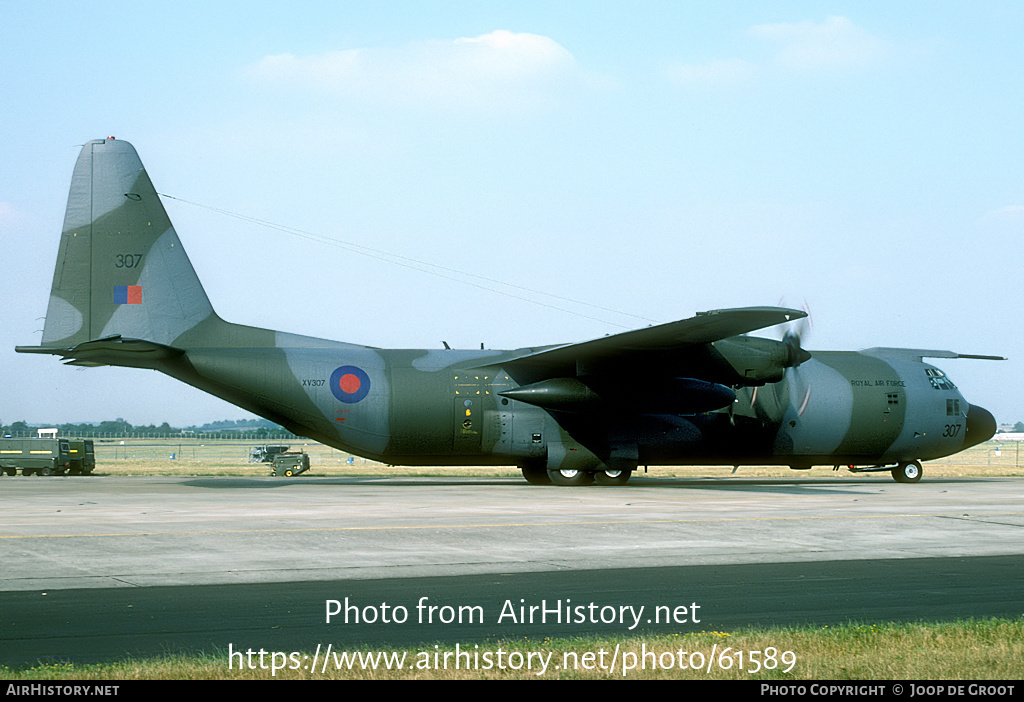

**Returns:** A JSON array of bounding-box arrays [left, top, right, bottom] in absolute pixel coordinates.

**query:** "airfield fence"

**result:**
[[75, 436, 1024, 476], [4, 433, 1020, 475], [2, 431, 299, 441]]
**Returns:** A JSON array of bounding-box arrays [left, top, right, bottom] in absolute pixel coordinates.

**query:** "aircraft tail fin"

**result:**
[[32, 138, 215, 352]]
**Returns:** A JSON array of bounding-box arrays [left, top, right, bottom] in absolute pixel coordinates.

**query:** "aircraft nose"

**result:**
[[963, 404, 997, 448]]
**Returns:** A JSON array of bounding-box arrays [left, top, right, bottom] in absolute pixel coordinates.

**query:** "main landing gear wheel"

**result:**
[[547, 468, 594, 486], [521, 463, 551, 485], [593, 468, 632, 486], [891, 460, 923, 483]]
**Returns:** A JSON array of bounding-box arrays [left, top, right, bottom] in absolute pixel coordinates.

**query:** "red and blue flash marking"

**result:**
[[330, 365, 371, 403], [114, 285, 142, 304]]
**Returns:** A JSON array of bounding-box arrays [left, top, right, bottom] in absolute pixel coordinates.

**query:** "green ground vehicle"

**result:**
[[67, 439, 96, 475], [270, 452, 310, 477], [0, 437, 73, 476]]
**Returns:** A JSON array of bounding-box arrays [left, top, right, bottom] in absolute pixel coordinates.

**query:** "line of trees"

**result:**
[[1, 418, 296, 439]]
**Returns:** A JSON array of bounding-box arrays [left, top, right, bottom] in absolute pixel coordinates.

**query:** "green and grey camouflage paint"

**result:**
[[17, 139, 1000, 485]]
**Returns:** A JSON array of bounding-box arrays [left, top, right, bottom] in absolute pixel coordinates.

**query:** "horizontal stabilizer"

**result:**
[[16, 335, 184, 369], [862, 348, 1007, 362]]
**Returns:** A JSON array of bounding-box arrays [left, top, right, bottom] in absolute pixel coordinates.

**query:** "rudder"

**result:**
[[39, 138, 214, 349]]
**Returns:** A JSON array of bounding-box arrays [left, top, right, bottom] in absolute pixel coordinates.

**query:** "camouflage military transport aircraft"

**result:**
[[17, 138, 1003, 485]]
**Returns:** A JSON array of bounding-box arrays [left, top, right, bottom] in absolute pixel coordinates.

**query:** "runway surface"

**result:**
[[2, 475, 1023, 666]]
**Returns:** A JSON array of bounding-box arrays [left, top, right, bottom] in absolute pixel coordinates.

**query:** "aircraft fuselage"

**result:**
[[171, 334, 993, 472]]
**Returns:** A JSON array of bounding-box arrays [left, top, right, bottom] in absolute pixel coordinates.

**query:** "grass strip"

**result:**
[[5, 618, 1022, 680]]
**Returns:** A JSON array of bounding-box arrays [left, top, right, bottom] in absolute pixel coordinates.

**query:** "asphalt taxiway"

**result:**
[[2, 475, 1022, 665]]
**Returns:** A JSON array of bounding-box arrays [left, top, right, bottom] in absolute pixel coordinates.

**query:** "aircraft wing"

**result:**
[[500, 306, 806, 372]]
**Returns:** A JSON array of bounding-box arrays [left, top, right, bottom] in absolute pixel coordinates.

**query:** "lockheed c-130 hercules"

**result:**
[[17, 138, 1003, 485]]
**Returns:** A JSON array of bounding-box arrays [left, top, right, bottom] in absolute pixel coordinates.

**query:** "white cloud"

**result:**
[[982, 204, 1024, 222], [668, 16, 891, 86], [250, 30, 580, 112], [749, 16, 892, 71], [0, 201, 28, 229]]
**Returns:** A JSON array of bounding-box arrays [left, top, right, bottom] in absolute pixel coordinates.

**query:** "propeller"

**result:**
[[782, 319, 812, 368], [777, 300, 812, 365], [777, 302, 813, 417]]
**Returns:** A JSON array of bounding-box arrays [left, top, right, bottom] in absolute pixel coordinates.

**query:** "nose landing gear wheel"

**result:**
[[891, 460, 923, 483]]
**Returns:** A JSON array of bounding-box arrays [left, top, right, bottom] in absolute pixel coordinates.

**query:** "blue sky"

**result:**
[[1, 1, 1021, 427]]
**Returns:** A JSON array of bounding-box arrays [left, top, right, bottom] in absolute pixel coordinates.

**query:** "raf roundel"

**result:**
[[330, 366, 371, 404]]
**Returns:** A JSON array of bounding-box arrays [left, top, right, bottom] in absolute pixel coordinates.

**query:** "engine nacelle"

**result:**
[[709, 336, 810, 385], [500, 376, 736, 414]]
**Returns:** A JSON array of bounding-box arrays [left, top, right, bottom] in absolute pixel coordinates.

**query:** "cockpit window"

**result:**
[[925, 368, 957, 391]]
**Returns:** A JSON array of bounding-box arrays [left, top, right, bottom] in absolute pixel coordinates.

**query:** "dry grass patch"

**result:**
[[80, 438, 1022, 479]]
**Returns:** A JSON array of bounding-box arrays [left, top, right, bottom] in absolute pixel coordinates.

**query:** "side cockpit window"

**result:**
[[925, 368, 957, 391]]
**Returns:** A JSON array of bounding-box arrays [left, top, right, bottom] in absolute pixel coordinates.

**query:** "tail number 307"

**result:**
[[114, 254, 143, 268]]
